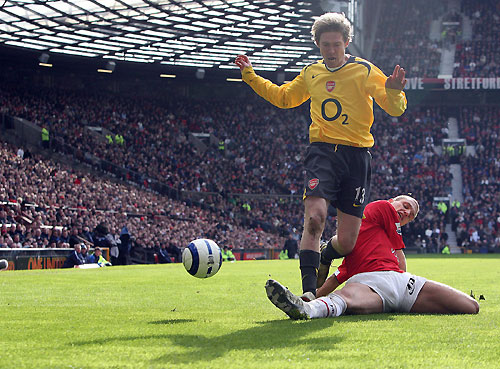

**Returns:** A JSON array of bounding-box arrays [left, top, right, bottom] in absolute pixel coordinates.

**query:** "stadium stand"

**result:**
[[371, 0, 444, 77], [370, 106, 451, 252], [453, 0, 500, 77], [1, 80, 456, 255], [454, 107, 500, 253], [0, 142, 286, 259], [0, 0, 498, 259]]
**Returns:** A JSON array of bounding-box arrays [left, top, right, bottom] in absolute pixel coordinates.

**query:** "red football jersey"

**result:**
[[334, 200, 405, 284]]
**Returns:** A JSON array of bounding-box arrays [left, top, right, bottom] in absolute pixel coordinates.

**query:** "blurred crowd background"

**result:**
[[0, 0, 499, 262]]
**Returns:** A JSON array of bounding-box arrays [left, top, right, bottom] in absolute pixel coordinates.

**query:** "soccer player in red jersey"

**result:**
[[265, 195, 479, 319], [235, 13, 408, 300]]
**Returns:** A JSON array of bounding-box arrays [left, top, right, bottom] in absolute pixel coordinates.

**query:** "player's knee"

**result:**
[[469, 299, 480, 314], [455, 295, 479, 314], [335, 288, 352, 302], [305, 213, 326, 236]]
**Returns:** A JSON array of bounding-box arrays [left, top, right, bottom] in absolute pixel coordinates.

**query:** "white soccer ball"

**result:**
[[0, 259, 8, 271], [183, 239, 222, 278]]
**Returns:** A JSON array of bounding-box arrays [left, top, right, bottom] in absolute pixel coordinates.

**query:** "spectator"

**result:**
[[221, 245, 235, 262], [156, 243, 172, 264], [283, 233, 298, 259], [81, 226, 94, 244], [60, 228, 70, 245], [80, 244, 92, 263], [88, 247, 111, 266], [41, 127, 49, 149], [167, 242, 182, 263], [62, 243, 85, 268], [118, 226, 131, 266], [68, 227, 81, 247]]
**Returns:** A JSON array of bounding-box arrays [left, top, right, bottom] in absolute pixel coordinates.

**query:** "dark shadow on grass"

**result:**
[[75, 334, 174, 346], [149, 319, 195, 325], [72, 314, 395, 364], [150, 314, 395, 365], [151, 319, 336, 364]]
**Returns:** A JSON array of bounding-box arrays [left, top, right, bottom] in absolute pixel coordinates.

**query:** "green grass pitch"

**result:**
[[1, 255, 499, 369]]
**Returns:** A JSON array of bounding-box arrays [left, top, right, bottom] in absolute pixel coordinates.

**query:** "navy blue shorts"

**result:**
[[303, 142, 371, 218]]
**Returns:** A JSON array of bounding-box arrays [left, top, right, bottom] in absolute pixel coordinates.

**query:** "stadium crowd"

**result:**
[[0, 85, 307, 197], [371, 0, 500, 79], [0, 82, 457, 255], [369, 106, 452, 252], [371, 0, 443, 78], [0, 142, 286, 258], [453, 0, 500, 77], [454, 106, 500, 252], [1, 0, 499, 257]]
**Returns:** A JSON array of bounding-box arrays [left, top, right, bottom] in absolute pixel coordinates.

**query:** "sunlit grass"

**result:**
[[0, 255, 499, 369]]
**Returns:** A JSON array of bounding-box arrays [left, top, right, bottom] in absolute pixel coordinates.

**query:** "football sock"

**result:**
[[320, 239, 344, 265], [307, 293, 347, 318], [299, 249, 320, 296]]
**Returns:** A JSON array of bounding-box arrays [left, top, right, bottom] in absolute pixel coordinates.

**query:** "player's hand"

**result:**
[[385, 65, 407, 90], [316, 272, 340, 297], [235, 55, 252, 71]]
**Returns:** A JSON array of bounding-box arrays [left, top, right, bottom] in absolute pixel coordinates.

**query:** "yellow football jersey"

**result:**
[[241, 56, 407, 147]]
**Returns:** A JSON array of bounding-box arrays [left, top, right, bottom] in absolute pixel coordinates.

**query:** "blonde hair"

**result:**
[[311, 12, 352, 45], [392, 195, 420, 220]]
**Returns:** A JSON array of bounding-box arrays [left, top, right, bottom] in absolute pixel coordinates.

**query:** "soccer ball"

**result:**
[[183, 239, 222, 278], [0, 259, 8, 271]]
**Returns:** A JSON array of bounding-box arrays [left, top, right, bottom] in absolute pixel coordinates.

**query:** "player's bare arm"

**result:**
[[385, 65, 407, 90], [235, 55, 252, 71], [316, 273, 341, 297]]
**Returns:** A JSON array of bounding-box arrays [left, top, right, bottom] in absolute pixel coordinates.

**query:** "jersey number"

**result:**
[[355, 186, 365, 205], [321, 98, 349, 125]]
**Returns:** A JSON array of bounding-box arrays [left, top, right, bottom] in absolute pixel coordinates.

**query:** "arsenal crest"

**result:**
[[326, 81, 336, 92], [308, 178, 319, 190]]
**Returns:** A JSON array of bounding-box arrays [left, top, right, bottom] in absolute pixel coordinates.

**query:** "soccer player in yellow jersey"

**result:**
[[235, 12, 407, 299]]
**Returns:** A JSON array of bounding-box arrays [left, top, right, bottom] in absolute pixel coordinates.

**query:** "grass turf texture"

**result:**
[[1, 255, 499, 369]]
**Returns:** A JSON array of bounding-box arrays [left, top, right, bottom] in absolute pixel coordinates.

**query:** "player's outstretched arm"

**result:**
[[385, 65, 407, 90], [234, 54, 308, 109], [410, 280, 479, 314], [235, 55, 252, 71]]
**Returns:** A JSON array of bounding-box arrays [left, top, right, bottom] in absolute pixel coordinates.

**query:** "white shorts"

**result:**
[[345, 271, 427, 313]]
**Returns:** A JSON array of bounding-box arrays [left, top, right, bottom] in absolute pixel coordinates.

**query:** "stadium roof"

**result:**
[[0, 0, 337, 73]]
